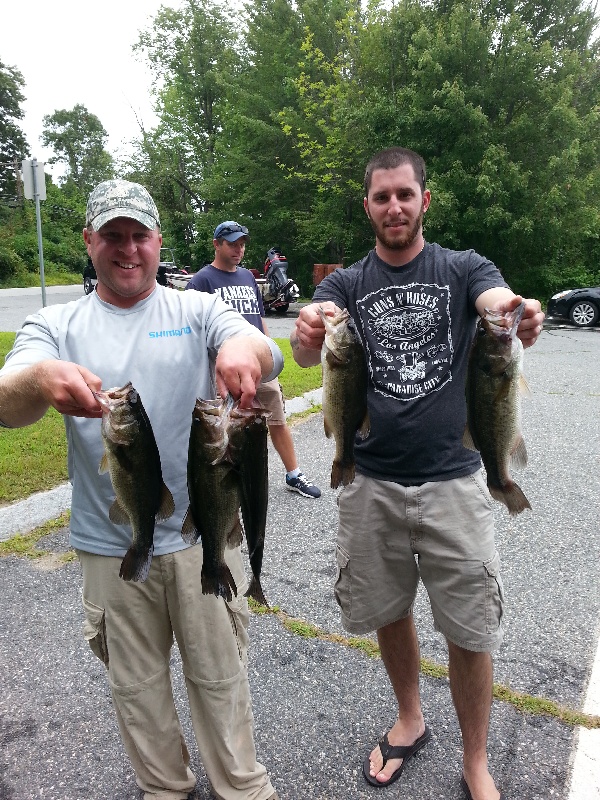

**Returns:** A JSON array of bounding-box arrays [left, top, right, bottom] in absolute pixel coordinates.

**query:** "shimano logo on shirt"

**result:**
[[149, 326, 192, 338]]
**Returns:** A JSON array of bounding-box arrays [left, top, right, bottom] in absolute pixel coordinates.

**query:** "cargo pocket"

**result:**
[[333, 545, 352, 618], [483, 551, 504, 634], [82, 596, 109, 667]]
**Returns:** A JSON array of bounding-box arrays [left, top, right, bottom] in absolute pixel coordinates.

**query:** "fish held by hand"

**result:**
[[464, 303, 531, 515], [95, 382, 174, 582], [319, 307, 370, 489]]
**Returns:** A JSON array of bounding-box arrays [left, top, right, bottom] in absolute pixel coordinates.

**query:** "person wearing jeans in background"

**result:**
[[186, 221, 321, 499]]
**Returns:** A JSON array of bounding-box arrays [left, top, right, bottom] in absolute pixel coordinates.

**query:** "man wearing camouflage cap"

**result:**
[[0, 179, 281, 800]]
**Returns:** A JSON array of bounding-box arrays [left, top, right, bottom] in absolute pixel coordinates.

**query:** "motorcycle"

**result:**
[[250, 247, 300, 314]]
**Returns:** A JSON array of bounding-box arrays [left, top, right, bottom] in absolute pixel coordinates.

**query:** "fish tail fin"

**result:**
[[201, 566, 237, 601], [119, 545, 154, 582], [245, 575, 269, 607], [331, 459, 355, 489], [489, 481, 531, 516]]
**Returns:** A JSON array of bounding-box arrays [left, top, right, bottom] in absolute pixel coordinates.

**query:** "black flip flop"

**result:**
[[461, 774, 504, 800], [362, 725, 431, 788]]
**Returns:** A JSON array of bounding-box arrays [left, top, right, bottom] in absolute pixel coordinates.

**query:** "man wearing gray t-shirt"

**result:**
[[0, 180, 281, 800], [291, 148, 545, 800]]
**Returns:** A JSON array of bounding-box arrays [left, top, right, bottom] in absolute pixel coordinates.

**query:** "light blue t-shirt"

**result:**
[[1, 285, 282, 557]]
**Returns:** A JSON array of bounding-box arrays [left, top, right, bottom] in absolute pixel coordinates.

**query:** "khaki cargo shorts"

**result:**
[[256, 378, 285, 425], [335, 470, 504, 652]]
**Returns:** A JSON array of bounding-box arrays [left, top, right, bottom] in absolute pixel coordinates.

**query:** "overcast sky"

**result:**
[[1, 0, 182, 174]]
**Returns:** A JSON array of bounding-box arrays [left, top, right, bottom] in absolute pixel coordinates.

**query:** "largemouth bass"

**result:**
[[319, 307, 370, 488], [183, 396, 271, 604], [95, 383, 175, 582], [463, 303, 531, 515], [231, 406, 270, 606], [183, 396, 243, 601]]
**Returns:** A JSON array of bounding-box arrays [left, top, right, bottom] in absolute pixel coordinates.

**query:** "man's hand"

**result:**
[[36, 361, 104, 417], [476, 289, 545, 349], [290, 301, 341, 367], [215, 336, 272, 409], [0, 360, 103, 428], [498, 295, 545, 349]]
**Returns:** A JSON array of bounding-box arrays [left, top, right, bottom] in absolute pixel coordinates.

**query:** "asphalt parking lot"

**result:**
[[0, 289, 599, 799]]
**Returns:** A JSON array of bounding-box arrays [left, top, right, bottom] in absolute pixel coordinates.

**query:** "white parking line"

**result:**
[[567, 627, 600, 799]]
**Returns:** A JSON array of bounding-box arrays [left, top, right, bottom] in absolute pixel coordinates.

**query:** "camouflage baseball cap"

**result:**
[[86, 180, 160, 231]]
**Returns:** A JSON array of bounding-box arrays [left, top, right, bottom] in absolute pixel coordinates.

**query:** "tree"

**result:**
[[41, 104, 114, 195], [0, 60, 29, 200], [133, 0, 241, 265], [277, 0, 600, 293]]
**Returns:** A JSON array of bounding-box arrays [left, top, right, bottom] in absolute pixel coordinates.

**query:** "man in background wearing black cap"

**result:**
[[186, 221, 321, 499]]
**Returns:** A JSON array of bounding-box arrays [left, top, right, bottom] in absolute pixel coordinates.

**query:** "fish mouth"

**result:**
[[93, 382, 135, 410], [482, 303, 526, 340]]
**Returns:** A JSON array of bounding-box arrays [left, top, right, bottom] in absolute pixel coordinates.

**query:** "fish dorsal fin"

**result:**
[[519, 374, 531, 398], [155, 483, 175, 522], [99, 452, 109, 475], [510, 435, 528, 468], [109, 498, 130, 525], [181, 507, 199, 544]]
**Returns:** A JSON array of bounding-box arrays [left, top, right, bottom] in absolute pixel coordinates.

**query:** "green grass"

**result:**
[[0, 333, 68, 504], [0, 511, 74, 563], [0, 271, 83, 290], [0, 333, 322, 504], [276, 338, 322, 400], [247, 600, 600, 730]]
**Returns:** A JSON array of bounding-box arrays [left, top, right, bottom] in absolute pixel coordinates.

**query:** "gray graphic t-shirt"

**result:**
[[313, 243, 509, 483]]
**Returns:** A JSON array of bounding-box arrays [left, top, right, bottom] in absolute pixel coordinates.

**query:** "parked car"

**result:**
[[83, 248, 189, 294], [546, 286, 600, 327]]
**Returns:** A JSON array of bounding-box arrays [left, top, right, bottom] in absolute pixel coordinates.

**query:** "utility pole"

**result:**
[[21, 158, 47, 307]]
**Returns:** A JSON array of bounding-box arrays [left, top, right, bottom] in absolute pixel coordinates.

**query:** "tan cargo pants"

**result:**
[[77, 543, 275, 800]]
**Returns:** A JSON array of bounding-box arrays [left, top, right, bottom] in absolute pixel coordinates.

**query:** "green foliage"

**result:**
[[0, 176, 87, 287], [3, 0, 600, 301], [0, 60, 29, 199], [274, 0, 600, 291], [41, 104, 114, 195]]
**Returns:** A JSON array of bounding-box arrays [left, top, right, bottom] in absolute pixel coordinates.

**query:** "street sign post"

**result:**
[[21, 158, 47, 307]]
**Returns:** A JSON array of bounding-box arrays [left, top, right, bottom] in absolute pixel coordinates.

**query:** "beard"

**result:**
[[368, 209, 424, 251]]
